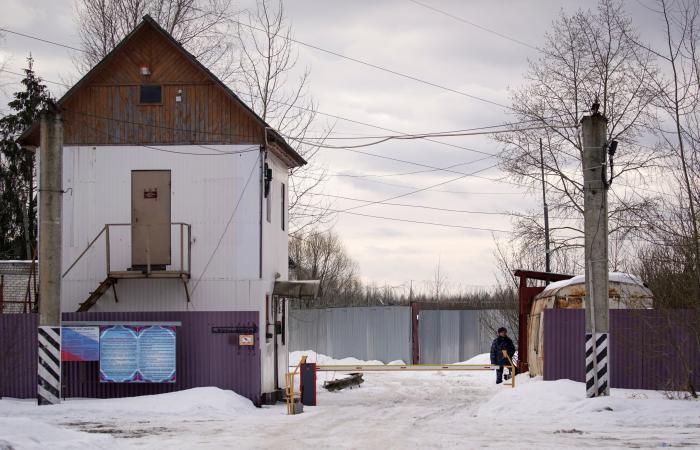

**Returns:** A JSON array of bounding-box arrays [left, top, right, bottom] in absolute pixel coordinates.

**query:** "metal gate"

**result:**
[[418, 310, 486, 364]]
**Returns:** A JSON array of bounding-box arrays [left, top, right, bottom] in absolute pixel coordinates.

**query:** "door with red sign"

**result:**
[[131, 170, 171, 268]]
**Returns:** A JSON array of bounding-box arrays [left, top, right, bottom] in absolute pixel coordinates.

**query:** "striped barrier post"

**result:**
[[585, 332, 609, 397], [37, 326, 61, 405]]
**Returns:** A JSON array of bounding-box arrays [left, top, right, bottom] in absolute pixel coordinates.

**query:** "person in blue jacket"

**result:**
[[490, 327, 516, 384]]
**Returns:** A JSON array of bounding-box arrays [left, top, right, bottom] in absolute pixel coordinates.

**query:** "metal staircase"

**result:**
[[77, 277, 116, 312], [63, 223, 192, 312]]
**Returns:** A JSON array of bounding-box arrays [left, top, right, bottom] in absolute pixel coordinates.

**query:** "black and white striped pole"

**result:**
[[37, 105, 63, 405], [581, 102, 610, 398]]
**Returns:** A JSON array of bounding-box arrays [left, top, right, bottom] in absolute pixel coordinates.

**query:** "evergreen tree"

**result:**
[[0, 56, 52, 259]]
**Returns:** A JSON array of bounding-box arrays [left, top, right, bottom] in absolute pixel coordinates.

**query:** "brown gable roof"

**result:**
[[19, 15, 305, 168]]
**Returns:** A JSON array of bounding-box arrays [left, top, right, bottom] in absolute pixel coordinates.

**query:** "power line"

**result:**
[[310, 193, 515, 216], [297, 203, 511, 233], [2, 23, 511, 110], [300, 118, 562, 140], [70, 112, 262, 157], [0, 28, 86, 53], [1, 71, 671, 198], [331, 176, 522, 195], [406, 0, 543, 54], [309, 192, 587, 220], [231, 19, 512, 110], [282, 123, 579, 148], [340, 163, 501, 213], [330, 156, 493, 179], [0, 68, 530, 161]]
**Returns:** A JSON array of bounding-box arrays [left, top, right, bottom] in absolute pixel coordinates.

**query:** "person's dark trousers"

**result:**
[[496, 366, 504, 384]]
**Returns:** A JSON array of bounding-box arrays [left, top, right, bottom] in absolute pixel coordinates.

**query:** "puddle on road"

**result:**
[[61, 420, 173, 439]]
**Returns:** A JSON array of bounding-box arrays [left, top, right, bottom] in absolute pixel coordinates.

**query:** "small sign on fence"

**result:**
[[239, 334, 254, 346]]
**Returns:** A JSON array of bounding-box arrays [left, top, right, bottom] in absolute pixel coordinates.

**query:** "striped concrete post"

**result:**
[[37, 326, 61, 405], [585, 332, 609, 397], [37, 107, 63, 405], [582, 105, 610, 398]]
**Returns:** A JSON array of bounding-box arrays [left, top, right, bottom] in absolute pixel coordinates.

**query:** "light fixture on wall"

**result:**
[[176, 89, 183, 102], [140, 65, 151, 76]]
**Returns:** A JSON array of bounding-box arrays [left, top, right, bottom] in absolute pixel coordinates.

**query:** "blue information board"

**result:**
[[99, 325, 176, 383]]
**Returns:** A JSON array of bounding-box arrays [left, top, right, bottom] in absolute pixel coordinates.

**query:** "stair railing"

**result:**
[[62, 226, 107, 278], [62, 223, 192, 279]]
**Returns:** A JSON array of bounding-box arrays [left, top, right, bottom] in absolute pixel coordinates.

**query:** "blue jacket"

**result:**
[[490, 335, 515, 366]]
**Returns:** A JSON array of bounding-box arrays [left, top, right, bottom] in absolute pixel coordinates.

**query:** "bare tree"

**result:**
[[627, 0, 700, 295], [288, 230, 360, 308], [496, 0, 660, 272], [75, 0, 235, 77], [234, 0, 333, 237], [429, 258, 447, 302]]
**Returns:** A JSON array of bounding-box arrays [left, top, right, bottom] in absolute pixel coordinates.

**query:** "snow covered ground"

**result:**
[[1, 352, 698, 449]]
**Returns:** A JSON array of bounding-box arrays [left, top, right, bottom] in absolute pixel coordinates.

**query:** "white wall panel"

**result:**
[[61, 145, 267, 312]]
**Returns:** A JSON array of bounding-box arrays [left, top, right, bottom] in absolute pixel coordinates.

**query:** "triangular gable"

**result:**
[[19, 15, 304, 168]]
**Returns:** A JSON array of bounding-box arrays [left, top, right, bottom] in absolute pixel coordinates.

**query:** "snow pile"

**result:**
[[479, 376, 699, 428], [290, 350, 386, 367], [461, 352, 492, 364], [61, 387, 256, 418]]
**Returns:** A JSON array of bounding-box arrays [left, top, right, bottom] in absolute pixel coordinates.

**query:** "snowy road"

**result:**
[[1, 353, 699, 449]]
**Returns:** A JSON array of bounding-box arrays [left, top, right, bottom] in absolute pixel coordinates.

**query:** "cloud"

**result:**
[[0, 0, 662, 287]]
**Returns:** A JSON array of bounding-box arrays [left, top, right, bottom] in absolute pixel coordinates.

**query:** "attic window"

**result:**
[[140, 85, 162, 104]]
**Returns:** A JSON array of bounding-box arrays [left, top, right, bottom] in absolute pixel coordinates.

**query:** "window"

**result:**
[[140, 85, 162, 104], [281, 183, 285, 231]]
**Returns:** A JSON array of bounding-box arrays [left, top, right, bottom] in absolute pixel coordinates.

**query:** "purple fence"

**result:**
[[544, 309, 700, 390], [0, 314, 38, 398], [1, 312, 261, 405]]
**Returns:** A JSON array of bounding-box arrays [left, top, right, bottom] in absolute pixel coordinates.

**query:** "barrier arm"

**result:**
[[502, 350, 516, 388]]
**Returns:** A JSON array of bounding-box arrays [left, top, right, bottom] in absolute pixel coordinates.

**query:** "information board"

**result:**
[[99, 325, 176, 383], [61, 326, 100, 361]]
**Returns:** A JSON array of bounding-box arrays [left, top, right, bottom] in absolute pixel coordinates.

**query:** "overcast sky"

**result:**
[[0, 0, 668, 294]]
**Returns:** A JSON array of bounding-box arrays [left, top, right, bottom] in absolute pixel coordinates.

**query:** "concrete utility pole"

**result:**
[[581, 102, 610, 398], [37, 106, 63, 405]]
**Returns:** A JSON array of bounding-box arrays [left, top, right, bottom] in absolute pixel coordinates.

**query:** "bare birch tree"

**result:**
[[496, 0, 660, 272], [234, 0, 332, 237], [75, 0, 236, 77], [626, 0, 700, 296]]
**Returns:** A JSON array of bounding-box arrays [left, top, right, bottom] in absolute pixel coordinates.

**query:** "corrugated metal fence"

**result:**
[[0, 312, 261, 405], [290, 306, 495, 363], [290, 307, 412, 363], [544, 309, 700, 390], [0, 314, 38, 398], [418, 310, 490, 364]]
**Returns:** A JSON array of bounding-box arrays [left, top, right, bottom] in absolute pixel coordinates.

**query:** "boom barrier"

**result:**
[[285, 351, 516, 415]]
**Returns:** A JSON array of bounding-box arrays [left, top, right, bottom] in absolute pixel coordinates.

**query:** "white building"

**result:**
[[21, 15, 314, 404]]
